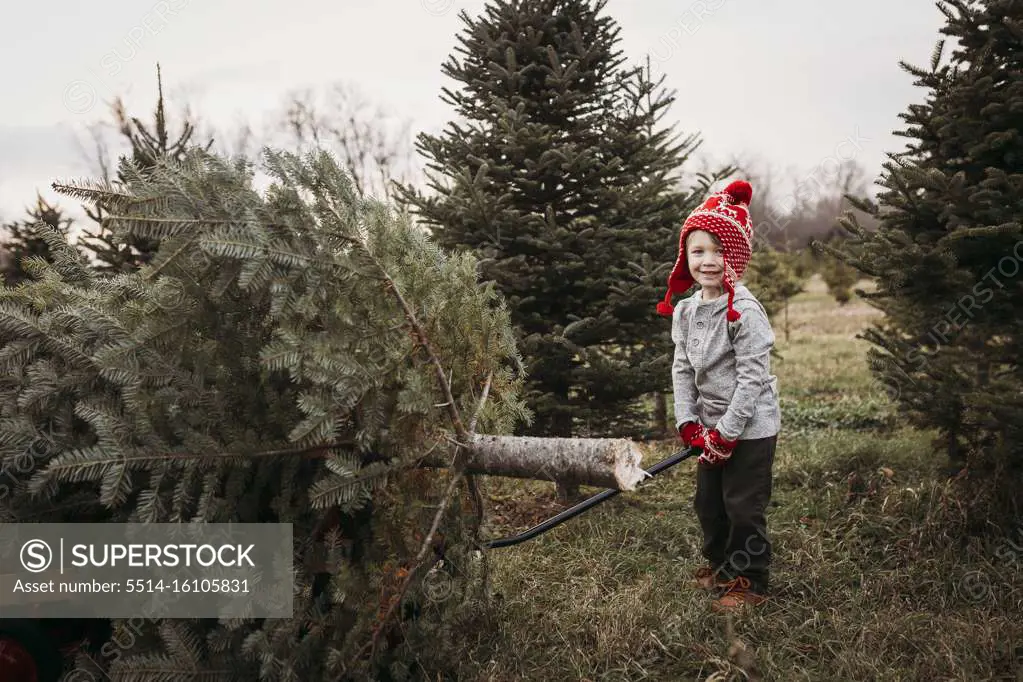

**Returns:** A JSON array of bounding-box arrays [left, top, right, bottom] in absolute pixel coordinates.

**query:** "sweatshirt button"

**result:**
[[692, 338, 700, 346], [696, 321, 704, 329]]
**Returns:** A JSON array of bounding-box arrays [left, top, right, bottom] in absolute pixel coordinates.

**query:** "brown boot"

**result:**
[[711, 576, 767, 612], [692, 566, 730, 590]]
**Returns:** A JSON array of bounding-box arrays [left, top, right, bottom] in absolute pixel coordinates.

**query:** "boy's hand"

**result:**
[[697, 429, 739, 467], [679, 421, 705, 448]]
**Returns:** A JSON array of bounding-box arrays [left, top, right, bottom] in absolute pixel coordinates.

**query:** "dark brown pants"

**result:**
[[693, 435, 776, 594]]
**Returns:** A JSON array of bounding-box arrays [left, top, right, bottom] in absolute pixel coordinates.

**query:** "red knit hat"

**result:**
[[656, 179, 754, 322]]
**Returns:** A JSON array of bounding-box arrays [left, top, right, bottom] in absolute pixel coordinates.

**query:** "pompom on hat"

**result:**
[[656, 179, 755, 322]]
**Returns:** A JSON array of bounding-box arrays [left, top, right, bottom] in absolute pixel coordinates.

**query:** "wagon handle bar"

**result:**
[[482, 446, 698, 550]]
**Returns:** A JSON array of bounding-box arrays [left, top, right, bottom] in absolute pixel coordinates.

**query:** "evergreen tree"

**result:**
[[743, 243, 806, 341], [817, 235, 861, 305], [396, 0, 724, 448], [0, 194, 79, 286], [0, 147, 527, 679], [79, 64, 209, 273], [790, 247, 817, 281], [815, 0, 1023, 496]]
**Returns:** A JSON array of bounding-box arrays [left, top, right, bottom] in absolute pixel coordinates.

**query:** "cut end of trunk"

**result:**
[[611, 439, 649, 491]]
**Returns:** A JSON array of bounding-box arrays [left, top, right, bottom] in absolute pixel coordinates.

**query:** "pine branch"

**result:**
[[359, 369, 497, 665], [465, 371, 493, 543], [143, 236, 200, 280], [35, 438, 360, 489], [51, 180, 135, 208], [104, 216, 236, 241], [468, 370, 493, 434], [362, 468, 464, 662], [324, 201, 470, 444], [30, 220, 92, 284], [308, 459, 392, 510], [938, 222, 1022, 243]]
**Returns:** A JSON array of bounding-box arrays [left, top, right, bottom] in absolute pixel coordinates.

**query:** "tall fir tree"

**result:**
[[0, 147, 527, 679], [0, 194, 79, 286], [79, 64, 209, 273], [396, 0, 724, 449], [815, 0, 1023, 501]]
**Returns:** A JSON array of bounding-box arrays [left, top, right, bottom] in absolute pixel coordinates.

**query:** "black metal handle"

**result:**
[[481, 446, 697, 550]]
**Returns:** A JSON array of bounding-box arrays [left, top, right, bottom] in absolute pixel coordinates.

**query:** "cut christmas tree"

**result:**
[[0, 146, 655, 680]]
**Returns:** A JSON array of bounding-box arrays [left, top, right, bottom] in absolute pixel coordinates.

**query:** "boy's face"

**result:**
[[686, 230, 725, 290]]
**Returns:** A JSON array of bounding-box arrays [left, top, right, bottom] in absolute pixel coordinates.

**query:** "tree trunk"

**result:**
[[424, 435, 650, 491], [550, 409, 581, 503]]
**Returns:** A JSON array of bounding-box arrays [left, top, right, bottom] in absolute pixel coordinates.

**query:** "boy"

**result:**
[[656, 180, 781, 612]]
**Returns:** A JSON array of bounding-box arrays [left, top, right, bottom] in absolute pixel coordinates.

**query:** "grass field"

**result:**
[[457, 276, 1023, 681]]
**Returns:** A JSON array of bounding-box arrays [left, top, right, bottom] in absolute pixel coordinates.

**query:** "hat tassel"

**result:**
[[726, 288, 741, 322], [656, 290, 674, 317]]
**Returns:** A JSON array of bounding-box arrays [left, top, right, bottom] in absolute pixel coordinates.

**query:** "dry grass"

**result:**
[[448, 278, 1023, 681]]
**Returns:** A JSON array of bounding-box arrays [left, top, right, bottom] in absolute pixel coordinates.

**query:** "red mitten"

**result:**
[[697, 429, 739, 467], [679, 421, 705, 448], [690, 426, 707, 450]]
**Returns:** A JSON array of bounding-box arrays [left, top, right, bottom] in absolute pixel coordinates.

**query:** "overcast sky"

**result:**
[[1, 0, 948, 225]]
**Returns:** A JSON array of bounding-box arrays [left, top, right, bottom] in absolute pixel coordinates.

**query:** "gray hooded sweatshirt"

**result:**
[[671, 283, 781, 441]]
